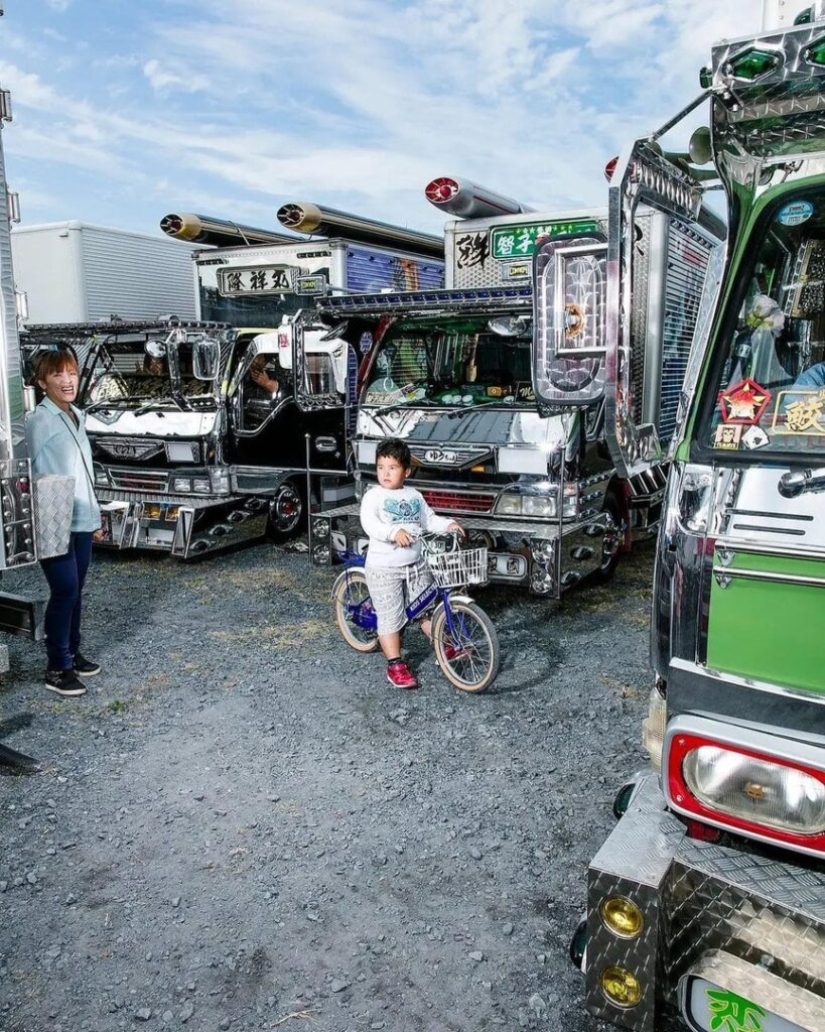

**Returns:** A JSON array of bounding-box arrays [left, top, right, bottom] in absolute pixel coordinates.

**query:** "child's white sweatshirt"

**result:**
[[360, 484, 454, 567]]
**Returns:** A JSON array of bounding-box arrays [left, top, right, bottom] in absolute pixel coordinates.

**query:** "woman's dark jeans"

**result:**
[[40, 531, 93, 672]]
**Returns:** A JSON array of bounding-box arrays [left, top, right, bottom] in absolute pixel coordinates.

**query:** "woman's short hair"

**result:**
[[33, 349, 78, 384]]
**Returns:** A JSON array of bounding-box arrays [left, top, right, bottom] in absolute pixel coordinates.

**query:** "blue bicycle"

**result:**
[[331, 534, 500, 693]]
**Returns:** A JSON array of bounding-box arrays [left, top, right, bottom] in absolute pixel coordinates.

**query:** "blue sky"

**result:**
[[2, 0, 757, 241]]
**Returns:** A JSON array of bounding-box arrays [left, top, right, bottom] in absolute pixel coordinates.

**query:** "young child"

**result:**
[[360, 437, 463, 689]]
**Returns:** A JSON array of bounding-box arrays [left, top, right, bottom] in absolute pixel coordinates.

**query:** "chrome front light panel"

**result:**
[[664, 715, 825, 855]]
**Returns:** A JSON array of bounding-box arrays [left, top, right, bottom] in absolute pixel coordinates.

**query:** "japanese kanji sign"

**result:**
[[773, 388, 825, 436], [489, 219, 600, 261], [217, 265, 294, 296]]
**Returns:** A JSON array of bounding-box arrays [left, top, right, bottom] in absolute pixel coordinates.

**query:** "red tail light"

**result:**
[[425, 177, 459, 204]]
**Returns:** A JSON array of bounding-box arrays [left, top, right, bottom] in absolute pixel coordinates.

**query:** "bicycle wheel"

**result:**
[[332, 569, 379, 653], [431, 599, 500, 693]]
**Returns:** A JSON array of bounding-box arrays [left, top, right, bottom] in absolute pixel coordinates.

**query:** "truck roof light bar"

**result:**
[[317, 284, 533, 316], [21, 318, 233, 338]]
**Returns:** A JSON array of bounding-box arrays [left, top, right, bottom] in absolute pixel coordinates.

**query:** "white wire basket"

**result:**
[[424, 545, 489, 588]]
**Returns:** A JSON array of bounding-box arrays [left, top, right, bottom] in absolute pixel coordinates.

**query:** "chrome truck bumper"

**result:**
[[96, 494, 268, 559], [309, 504, 612, 595], [584, 771, 825, 1031]]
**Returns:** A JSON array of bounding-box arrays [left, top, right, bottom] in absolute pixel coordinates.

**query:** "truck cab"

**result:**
[[309, 196, 723, 598], [579, 11, 825, 1032], [22, 316, 353, 557]]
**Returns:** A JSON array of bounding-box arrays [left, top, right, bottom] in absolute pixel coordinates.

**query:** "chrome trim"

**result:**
[[715, 540, 825, 561], [667, 657, 825, 740], [712, 566, 825, 589]]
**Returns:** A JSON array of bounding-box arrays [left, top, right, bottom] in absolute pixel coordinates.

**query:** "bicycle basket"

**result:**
[[424, 546, 488, 588]]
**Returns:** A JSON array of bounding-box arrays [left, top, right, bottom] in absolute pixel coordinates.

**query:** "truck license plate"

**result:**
[[683, 976, 805, 1032]]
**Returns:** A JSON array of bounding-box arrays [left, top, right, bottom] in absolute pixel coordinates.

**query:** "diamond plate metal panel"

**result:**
[[586, 772, 825, 1031]]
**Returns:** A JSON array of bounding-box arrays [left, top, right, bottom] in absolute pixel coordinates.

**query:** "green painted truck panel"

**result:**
[[707, 550, 825, 694]]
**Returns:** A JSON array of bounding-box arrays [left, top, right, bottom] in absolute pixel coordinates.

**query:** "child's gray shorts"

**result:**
[[364, 559, 432, 636]]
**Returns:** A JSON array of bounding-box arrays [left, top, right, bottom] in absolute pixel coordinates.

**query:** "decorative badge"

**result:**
[[713, 424, 743, 450], [777, 200, 814, 227], [719, 379, 771, 425], [741, 425, 769, 450]]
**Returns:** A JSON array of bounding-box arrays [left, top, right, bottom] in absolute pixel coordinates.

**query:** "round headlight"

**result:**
[[600, 897, 644, 939], [599, 965, 642, 1008]]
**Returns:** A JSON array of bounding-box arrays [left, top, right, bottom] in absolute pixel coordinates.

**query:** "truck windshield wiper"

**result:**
[[369, 397, 439, 418], [85, 396, 149, 413], [133, 394, 191, 416], [446, 397, 513, 419]]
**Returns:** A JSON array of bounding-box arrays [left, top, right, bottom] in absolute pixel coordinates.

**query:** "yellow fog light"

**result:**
[[600, 965, 642, 1008], [600, 896, 644, 939]]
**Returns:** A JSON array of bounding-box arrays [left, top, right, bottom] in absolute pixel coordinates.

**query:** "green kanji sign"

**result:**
[[490, 219, 600, 261], [706, 988, 767, 1032]]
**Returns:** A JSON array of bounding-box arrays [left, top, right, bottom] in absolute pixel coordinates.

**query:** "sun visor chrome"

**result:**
[[532, 234, 608, 408], [498, 447, 548, 475], [356, 440, 377, 467]]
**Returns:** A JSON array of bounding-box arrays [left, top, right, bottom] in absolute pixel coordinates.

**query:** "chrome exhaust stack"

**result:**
[[424, 177, 534, 219], [159, 213, 297, 248], [276, 202, 443, 259]]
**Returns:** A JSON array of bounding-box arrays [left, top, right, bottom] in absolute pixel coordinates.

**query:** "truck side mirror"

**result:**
[[532, 233, 608, 408], [193, 338, 220, 380]]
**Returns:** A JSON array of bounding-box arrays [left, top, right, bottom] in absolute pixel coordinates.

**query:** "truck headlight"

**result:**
[[600, 897, 644, 939], [172, 477, 192, 493], [665, 718, 825, 855], [683, 747, 825, 834], [495, 491, 558, 518], [209, 469, 230, 494], [193, 479, 211, 494], [522, 495, 556, 518]]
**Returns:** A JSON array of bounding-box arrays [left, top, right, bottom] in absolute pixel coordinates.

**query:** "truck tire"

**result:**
[[266, 480, 305, 543]]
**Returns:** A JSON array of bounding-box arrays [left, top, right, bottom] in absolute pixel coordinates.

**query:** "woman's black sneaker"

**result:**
[[72, 653, 101, 677], [44, 670, 87, 697]]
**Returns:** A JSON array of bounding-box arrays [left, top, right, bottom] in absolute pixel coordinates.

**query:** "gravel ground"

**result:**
[[0, 538, 657, 1032]]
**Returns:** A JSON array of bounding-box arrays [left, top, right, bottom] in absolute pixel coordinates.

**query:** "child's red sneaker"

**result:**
[[387, 660, 418, 689]]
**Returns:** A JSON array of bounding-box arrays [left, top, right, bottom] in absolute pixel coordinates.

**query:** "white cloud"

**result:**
[[1, 0, 764, 237], [143, 59, 208, 93]]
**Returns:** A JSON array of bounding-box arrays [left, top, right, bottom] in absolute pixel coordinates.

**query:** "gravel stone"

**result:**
[[0, 541, 666, 1031]]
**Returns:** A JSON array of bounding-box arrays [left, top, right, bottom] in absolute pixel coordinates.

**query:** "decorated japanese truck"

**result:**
[[574, 7, 825, 1032], [30, 207, 444, 559], [306, 180, 723, 599], [19, 316, 358, 558]]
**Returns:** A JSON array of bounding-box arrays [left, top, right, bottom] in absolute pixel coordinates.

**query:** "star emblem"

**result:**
[[719, 378, 771, 425]]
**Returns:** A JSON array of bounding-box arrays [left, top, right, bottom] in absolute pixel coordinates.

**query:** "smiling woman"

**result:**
[[25, 350, 103, 699]]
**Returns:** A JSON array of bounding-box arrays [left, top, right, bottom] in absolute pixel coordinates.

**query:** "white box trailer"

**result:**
[[11, 221, 201, 324]]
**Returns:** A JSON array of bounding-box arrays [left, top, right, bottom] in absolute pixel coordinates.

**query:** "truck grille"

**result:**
[[421, 489, 495, 515], [109, 470, 169, 492]]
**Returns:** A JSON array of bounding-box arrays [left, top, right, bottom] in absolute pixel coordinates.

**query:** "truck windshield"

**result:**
[[700, 187, 825, 458], [84, 341, 217, 409], [363, 315, 534, 409]]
